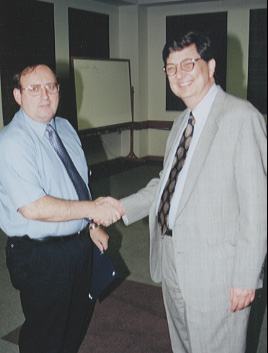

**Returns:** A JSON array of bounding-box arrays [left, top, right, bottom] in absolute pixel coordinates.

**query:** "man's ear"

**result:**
[[13, 88, 22, 106], [208, 59, 216, 78]]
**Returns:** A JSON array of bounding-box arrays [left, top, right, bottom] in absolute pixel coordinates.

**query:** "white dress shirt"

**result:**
[[156, 84, 219, 229]]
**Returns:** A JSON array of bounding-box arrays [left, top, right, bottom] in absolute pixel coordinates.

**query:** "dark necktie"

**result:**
[[46, 124, 92, 201], [47, 123, 118, 300], [158, 113, 195, 236]]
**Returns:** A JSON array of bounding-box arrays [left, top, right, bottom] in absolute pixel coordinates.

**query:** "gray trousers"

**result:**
[[162, 236, 251, 353]]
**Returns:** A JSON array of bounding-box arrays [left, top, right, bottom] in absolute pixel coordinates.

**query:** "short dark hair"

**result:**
[[13, 64, 57, 90], [162, 31, 215, 66]]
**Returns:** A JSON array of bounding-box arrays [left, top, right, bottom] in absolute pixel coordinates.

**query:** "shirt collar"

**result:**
[[191, 84, 218, 123], [20, 108, 55, 138]]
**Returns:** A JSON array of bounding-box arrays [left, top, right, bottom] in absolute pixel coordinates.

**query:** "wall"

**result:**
[[144, 0, 267, 157], [116, 0, 266, 159], [0, 0, 124, 165], [50, 0, 120, 70], [118, 5, 140, 158], [1, 0, 266, 163], [42, 0, 126, 165]]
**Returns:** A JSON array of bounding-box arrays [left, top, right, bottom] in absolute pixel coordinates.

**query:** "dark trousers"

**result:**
[[6, 230, 96, 353]]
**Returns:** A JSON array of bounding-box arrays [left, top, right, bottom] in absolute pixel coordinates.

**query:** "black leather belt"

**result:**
[[11, 228, 87, 244], [165, 229, 172, 236]]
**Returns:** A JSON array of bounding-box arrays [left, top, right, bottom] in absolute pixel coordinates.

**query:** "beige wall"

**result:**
[[42, 0, 123, 163], [116, 0, 266, 158], [1, 0, 266, 162], [144, 0, 267, 156]]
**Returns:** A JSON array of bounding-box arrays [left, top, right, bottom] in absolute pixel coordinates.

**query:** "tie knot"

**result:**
[[189, 112, 195, 126], [46, 124, 54, 135]]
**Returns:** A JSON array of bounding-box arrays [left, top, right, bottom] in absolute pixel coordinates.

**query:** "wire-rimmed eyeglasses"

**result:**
[[163, 58, 202, 76], [21, 83, 60, 96]]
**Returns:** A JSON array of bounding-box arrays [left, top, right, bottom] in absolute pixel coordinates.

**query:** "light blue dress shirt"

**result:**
[[0, 108, 89, 238]]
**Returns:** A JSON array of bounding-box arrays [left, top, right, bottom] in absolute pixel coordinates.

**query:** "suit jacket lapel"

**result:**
[[177, 88, 225, 216]]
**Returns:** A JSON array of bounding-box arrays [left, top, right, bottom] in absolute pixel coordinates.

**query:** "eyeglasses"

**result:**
[[163, 58, 202, 76], [21, 83, 60, 96]]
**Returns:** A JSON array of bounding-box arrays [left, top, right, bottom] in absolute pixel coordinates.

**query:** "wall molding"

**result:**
[[133, 120, 173, 130], [79, 120, 174, 138]]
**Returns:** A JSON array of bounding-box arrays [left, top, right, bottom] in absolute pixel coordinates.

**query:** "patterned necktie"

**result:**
[[158, 113, 195, 236], [46, 124, 92, 201]]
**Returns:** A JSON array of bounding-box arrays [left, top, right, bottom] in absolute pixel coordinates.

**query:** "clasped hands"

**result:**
[[92, 196, 125, 227], [89, 197, 125, 253]]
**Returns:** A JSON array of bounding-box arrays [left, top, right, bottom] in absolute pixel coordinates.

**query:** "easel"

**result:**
[[126, 86, 138, 159]]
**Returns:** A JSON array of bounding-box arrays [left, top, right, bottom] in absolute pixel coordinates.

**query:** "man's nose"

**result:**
[[175, 65, 184, 78], [40, 86, 49, 98]]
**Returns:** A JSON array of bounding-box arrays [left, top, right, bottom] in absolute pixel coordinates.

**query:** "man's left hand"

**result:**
[[89, 227, 109, 253], [230, 287, 255, 312]]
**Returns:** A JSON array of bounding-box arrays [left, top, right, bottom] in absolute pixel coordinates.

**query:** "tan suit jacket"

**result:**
[[122, 88, 267, 312]]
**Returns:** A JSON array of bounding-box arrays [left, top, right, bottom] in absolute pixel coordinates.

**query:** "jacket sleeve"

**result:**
[[121, 177, 160, 225], [231, 106, 267, 289], [121, 112, 188, 227]]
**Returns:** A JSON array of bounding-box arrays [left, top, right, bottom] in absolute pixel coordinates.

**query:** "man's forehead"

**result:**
[[21, 65, 55, 82], [167, 44, 198, 61]]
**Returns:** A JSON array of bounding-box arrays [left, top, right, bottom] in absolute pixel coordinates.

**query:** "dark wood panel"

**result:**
[[247, 9, 267, 114], [68, 8, 109, 59], [0, 0, 55, 125]]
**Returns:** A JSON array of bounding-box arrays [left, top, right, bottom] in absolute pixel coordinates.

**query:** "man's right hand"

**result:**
[[92, 201, 122, 227], [95, 197, 125, 216], [19, 195, 122, 226]]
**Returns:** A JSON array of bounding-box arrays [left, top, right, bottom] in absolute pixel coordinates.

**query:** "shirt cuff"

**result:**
[[122, 214, 129, 226]]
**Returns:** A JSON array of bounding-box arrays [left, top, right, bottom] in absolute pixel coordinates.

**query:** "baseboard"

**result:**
[[89, 156, 163, 181]]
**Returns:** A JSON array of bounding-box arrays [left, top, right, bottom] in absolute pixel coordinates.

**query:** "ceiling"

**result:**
[[93, 0, 220, 7]]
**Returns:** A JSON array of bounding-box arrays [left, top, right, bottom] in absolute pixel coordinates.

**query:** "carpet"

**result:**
[[2, 280, 172, 353]]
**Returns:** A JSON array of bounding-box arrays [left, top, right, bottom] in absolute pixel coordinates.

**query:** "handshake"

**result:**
[[92, 197, 125, 227]]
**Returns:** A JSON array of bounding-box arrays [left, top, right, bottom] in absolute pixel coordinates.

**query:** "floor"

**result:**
[[0, 165, 267, 352]]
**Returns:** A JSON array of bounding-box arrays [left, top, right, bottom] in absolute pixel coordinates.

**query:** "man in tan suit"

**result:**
[[103, 32, 267, 352]]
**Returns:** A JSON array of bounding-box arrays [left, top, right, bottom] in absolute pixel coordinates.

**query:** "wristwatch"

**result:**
[[89, 223, 100, 230]]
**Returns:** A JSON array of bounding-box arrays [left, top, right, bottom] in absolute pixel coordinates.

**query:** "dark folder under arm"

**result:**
[[89, 244, 118, 301]]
